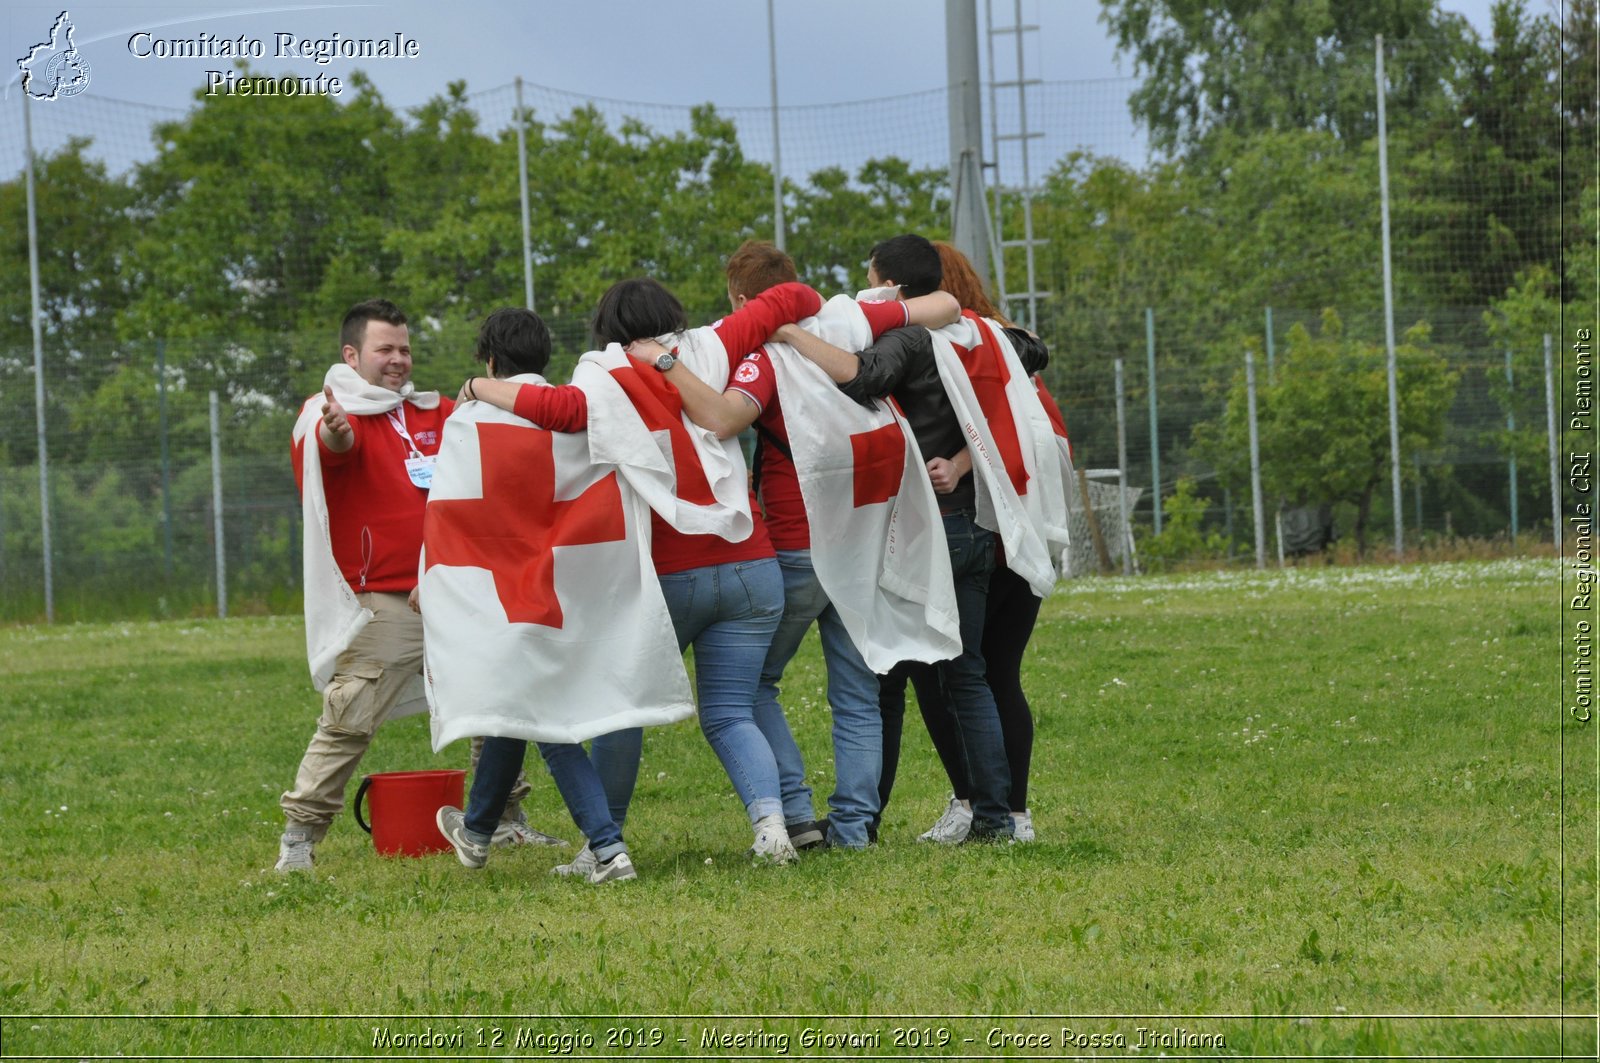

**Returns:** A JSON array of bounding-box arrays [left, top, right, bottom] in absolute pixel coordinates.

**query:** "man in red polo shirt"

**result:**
[[277, 299, 556, 871]]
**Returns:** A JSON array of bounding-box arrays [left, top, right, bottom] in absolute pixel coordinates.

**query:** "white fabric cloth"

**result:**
[[572, 339, 752, 541], [292, 363, 440, 702], [420, 374, 693, 749], [761, 295, 962, 670], [927, 317, 1062, 597]]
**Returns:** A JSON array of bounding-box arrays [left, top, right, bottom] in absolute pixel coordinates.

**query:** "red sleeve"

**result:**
[[858, 298, 910, 339], [316, 418, 360, 467], [711, 281, 823, 364], [512, 383, 589, 431]]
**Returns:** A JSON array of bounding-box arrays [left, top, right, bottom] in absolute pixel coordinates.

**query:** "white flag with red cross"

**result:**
[[420, 375, 693, 750], [761, 295, 961, 671], [1030, 374, 1078, 568], [574, 338, 753, 541], [928, 313, 1065, 597]]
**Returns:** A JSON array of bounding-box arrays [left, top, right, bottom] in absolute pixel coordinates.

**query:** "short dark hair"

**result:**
[[591, 278, 687, 348], [725, 240, 798, 299], [340, 298, 407, 352], [476, 307, 552, 378], [868, 234, 942, 297]]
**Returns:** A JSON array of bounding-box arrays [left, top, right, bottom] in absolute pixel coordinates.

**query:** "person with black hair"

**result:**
[[461, 278, 823, 867], [874, 242, 1054, 845], [433, 307, 642, 884], [773, 234, 1048, 843]]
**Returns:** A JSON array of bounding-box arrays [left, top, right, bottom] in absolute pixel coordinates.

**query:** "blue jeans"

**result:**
[[464, 735, 625, 862], [930, 511, 1013, 838], [592, 558, 786, 826], [753, 549, 882, 848]]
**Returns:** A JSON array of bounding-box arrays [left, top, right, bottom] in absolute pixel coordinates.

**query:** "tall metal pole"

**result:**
[[210, 391, 227, 619], [767, 0, 785, 251], [1146, 307, 1161, 534], [946, 0, 991, 288], [24, 91, 54, 623], [983, 0, 1008, 308], [157, 341, 174, 577], [515, 77, 535, 312], [1506, 348, 1519, 539], [1264, 306, 1276, 383], [1115, 357, 1131, 575], [1546, 334, 1562, 552], [1376, 35, 1404, 559], [1246, 351, 1266, 569]]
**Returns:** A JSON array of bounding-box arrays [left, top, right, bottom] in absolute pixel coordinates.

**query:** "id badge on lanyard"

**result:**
[[387, 408, 436, 490]]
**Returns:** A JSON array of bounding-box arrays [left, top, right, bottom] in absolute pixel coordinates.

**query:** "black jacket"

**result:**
[[837, 324, 1049, 513]]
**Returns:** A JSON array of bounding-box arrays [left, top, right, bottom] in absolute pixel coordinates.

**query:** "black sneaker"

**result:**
[[788, 818, 829, 851]]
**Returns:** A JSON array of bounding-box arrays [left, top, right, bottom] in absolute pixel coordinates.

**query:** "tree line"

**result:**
[[0, 0, 1588, 616]]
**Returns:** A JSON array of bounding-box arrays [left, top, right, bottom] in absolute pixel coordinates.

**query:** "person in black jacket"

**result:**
[[772, 235, 1045, 843]]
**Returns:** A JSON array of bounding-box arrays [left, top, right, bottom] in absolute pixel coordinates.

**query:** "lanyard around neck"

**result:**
[[385, 406, 422, 458]]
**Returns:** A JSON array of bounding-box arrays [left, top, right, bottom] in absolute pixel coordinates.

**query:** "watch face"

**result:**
[[655, 353, 676, 371]]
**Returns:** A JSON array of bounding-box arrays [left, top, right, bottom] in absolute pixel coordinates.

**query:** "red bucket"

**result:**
[[352, 769, 466, 857]]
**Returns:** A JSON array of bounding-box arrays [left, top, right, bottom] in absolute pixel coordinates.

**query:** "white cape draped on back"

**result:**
[[420, 374, 692, 748], [293, 363, 439, 719]]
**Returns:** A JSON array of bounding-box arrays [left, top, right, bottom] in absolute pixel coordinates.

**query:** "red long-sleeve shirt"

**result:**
[[510, 282, 823, 574], [292, 396, 454, 592]]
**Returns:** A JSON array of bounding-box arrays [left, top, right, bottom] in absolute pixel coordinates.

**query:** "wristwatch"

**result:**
[[653, 351, 678, 372]]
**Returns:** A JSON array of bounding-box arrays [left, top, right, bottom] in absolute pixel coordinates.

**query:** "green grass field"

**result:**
[[0, 558, 1592, 1059]]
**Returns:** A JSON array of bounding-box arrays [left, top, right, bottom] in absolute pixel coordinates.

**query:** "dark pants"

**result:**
[[876, 512, 1013, 837], [879, 557, 1041, 824]]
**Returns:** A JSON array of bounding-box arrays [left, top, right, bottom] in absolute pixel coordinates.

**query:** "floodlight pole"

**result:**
[[947, 0, 992, 288], [767, 0, 785, 251], [24, 90, 54, 623], [515, 77, 535, 312]]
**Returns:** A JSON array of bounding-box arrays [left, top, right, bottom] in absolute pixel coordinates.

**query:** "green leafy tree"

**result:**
[[1197, 309, 1459, 553], [0, 142, 135, 463], [119, 70, 405, 401], [1098, 0, 1473, 157], [786, 158, 948, 294]]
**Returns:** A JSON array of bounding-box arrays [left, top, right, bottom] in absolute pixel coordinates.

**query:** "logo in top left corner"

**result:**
[[17, 10, 92, 101]]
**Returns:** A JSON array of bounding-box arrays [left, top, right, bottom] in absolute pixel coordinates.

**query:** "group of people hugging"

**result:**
[[276, 233, 1074, 884]]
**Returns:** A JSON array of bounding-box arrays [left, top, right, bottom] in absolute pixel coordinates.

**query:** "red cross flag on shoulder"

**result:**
[[574, 337, 753, 541], [762, 295, 961, 670], [1031, 373, 1078, 571], [420, 374, 692, 749], [928, 313, 1068, 597]]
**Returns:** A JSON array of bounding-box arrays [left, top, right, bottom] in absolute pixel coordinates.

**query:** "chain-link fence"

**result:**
[[1, 14, 1585, 621]]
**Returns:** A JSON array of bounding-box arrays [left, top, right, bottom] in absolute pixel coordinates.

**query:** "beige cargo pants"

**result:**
[[281, 591, 530, 838]]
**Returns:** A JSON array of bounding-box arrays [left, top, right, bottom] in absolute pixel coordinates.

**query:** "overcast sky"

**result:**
[[2, 0, 1508, 176]]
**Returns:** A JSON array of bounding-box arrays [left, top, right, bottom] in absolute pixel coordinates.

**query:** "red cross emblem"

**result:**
[[960, 314, 1030, 495], [850, 422, 906, 508], [424, 422, 626, 628]]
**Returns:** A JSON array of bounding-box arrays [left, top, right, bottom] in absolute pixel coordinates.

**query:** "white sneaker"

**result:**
[[588, 851, 637, 884], [1010, 809, 1035, 843], [552, 844, 598, 877], [436, 807, 489, 869], [492, 812, 568, 848], [917, 797, 973, 844], [275, 828, 314, 872], [749, 814, 797, 865]]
